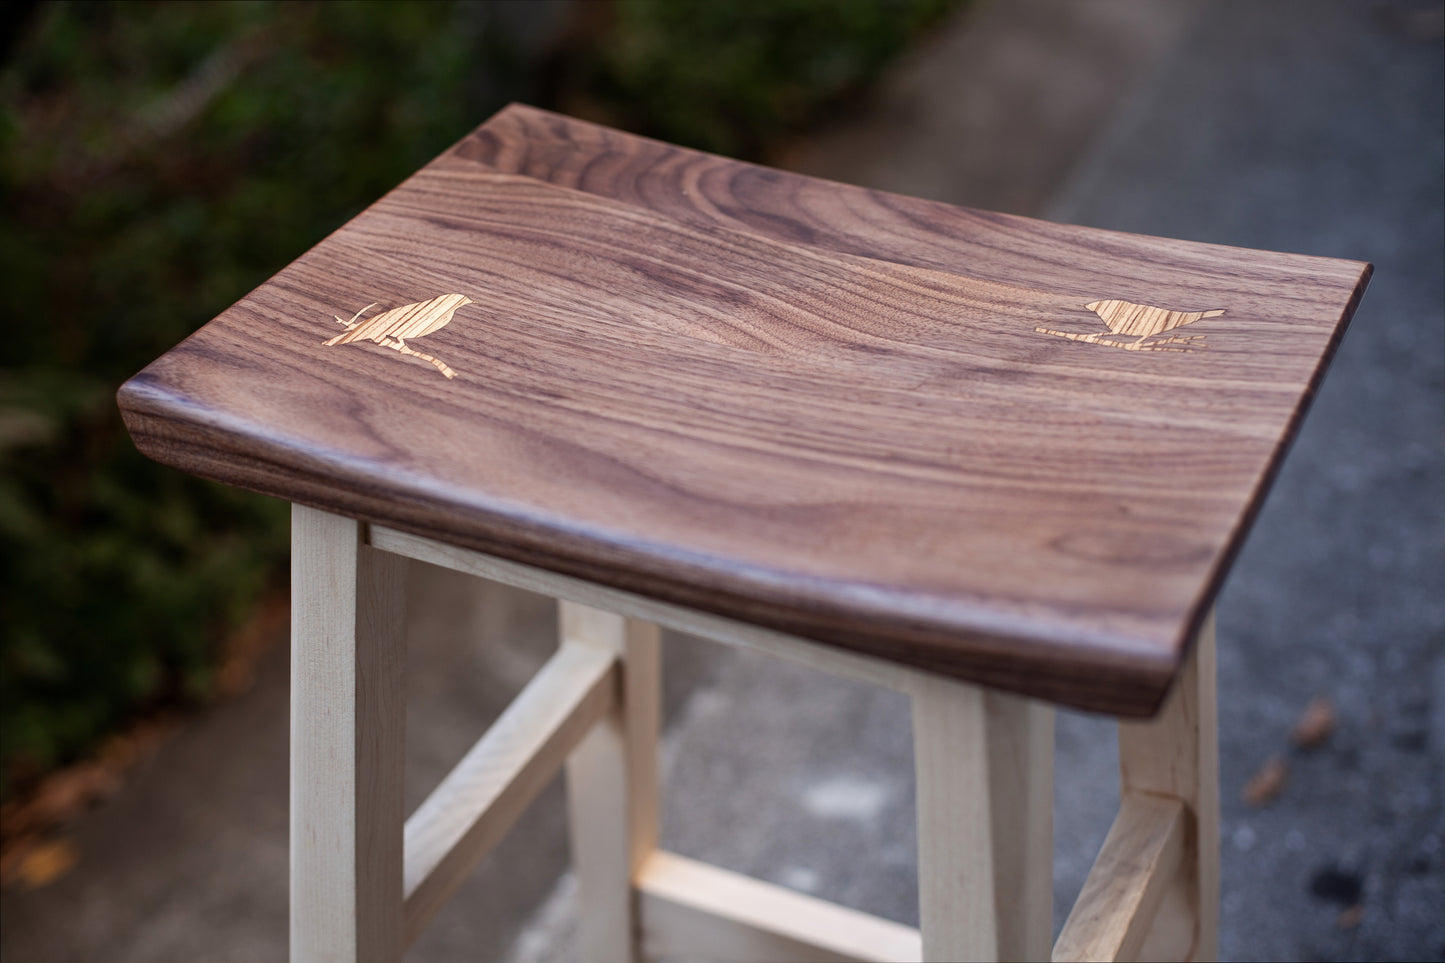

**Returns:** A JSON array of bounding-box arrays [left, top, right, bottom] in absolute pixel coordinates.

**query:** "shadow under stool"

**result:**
[[118, 105, 1370, 962]]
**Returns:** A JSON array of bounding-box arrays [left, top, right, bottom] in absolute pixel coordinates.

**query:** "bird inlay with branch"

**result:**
[[323, 294, 472, 378], [1036, 299, 1225, 351]]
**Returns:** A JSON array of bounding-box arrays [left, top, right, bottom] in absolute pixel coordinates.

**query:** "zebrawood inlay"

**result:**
[[1035, 299, 1225, 352], [117, 105, 1370, 715], [324, 294, 472, 378]]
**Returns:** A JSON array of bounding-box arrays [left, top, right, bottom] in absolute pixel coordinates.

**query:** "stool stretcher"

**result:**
[[290, 515, 1217, 962], [1053, 793, 1186, 962], [402, 639, 617, 943], [637, 849, 921, 962]]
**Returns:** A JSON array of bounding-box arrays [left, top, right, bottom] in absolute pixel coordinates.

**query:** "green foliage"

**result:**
[[575, 0, 960, 158], [0, 0, 504, 799], [0, 0, 962, 800]]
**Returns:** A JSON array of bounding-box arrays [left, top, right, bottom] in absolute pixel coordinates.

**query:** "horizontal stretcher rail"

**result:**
[[1052, 791, 1187, 962], [637, 849, 922, 963], [401, 640, 616, 944], [369, 524, 924, 695]]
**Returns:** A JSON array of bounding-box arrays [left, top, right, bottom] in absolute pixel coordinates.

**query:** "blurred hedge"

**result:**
[[0, 0, 960, 801]]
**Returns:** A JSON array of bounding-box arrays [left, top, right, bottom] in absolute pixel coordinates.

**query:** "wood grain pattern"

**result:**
[[561, 604, 661, 963], [911, 675, 998, 960], [290, 505, 406, 962], [636, 850, 922, 963], [983, 692, 1054, 961], [1117, 612, 1219, 960], [1052, 793, 1187, 962], [118, 105, 1370, 715], [1035, 300, 1223, 352], [912, 677, 1053, 961]]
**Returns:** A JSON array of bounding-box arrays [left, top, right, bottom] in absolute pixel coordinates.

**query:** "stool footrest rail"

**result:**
[[402, 640, 617, 944], [283, 513, 1219, 962], [637, 849, 922, 963]]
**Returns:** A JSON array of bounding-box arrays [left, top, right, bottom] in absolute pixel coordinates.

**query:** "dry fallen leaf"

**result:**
[[1242, 755, 1289, 807], [0, 833, 40, 886], [1338, 903, 1365, 929], [1, 716, 178, 850], [216, 590, 289, 697], [1292, 696, 1337, 749], [6, 761, 119, 837], [14, 837, 78, 890]]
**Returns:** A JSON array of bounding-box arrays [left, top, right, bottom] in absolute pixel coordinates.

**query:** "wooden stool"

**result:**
[[118, 105, 1369, 962]]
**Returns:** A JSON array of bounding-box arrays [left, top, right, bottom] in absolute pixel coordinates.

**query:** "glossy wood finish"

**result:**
[[118, 105, 1369, 715]]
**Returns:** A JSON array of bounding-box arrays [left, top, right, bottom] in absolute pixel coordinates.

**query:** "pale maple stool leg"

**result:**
[[290, 504, 407, 962], [912, 674, 1055, 962], [1116, 612, 1220, 962], [561, 601, 663, 963]]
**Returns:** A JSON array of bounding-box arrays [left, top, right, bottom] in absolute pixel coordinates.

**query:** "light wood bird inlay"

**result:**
[[1036, 299, 1225, 351], [323, 293, 472, 378], [116, 106, 1373, 717]]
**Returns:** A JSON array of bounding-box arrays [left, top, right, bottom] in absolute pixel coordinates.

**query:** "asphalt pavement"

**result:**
[[1, 1, 1439, 961]]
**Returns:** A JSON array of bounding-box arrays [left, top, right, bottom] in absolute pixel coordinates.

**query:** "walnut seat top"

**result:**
[[118, 105, 1369, 716]]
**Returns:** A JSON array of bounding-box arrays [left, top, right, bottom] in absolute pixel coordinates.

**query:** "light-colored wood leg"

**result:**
[[988, 690, 1055, 962], [561, 602, 662, 963], [1117, 611, 1219, 962], [402, 640, 616, 943], [913, 675, 1054, 962], [291, 505, 406, 963]]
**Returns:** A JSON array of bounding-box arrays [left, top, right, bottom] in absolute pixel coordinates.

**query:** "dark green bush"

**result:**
[[0, 0, 510, 800], [0, 0, 961, 801], [578, 0, 958, 157]]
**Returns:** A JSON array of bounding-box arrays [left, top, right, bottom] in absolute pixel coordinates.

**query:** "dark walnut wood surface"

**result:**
[[118, 105, 1370, 716]]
